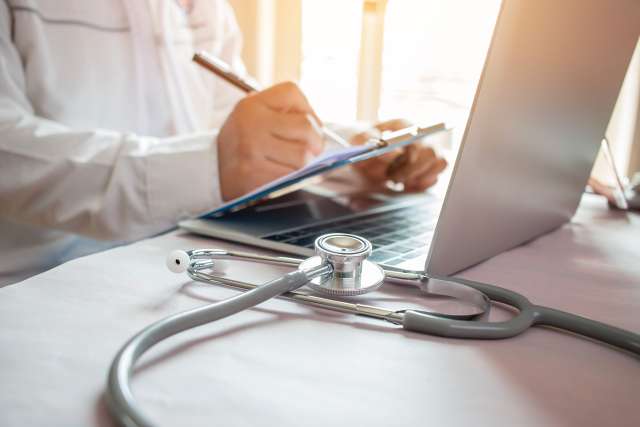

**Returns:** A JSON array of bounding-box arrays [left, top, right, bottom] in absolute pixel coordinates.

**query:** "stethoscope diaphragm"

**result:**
[[298, 233, 385, 297]]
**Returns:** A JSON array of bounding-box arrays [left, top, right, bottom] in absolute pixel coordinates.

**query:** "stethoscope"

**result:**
[[106, 233, 640, 427]]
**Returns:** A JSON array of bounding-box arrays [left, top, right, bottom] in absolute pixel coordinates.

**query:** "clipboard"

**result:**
[[201, 123, 447, 218]]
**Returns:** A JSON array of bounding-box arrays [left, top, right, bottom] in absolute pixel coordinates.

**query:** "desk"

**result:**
[[0, 194, 639, 426]]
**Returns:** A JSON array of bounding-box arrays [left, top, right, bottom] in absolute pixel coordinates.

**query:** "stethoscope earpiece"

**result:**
[[166, 250, 190, 274]]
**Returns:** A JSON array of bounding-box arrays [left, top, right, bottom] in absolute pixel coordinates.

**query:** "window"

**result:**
[[232, 1, 639, 175], [299, 0, 500, 137], [300, 0, 363, 122], [379, 1, 500, 137]]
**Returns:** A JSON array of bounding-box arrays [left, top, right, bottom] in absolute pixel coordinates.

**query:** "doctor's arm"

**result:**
[[0, 9, 321, 241], [0, 6, 222, 242], [0, 102, 220, 243]]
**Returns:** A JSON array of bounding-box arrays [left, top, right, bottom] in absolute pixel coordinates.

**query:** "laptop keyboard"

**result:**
[[263, 203, 437, 265]]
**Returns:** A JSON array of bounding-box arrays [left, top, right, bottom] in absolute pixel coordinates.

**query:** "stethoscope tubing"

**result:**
[[186, 251, 640, 353], [534, 306, 640, 354], [107, 265, 331, 427], [107, 250, 640, 427], [414, 276, 640, 355]]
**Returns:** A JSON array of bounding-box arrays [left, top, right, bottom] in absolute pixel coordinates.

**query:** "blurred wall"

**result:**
[[227, 0, 301, 86], [607, 40, 640, 177]]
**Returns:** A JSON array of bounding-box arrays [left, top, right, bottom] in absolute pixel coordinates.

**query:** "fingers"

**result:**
[[253, 82, 325, 157], [350, 127, 381, 146], [255, 109, 324, 170], [354, 159, 391, 183], [353, 144, 446, 190], [349, 118, 448, 192], [350, 118, 416, 167], [374, 118, 413, 133], [244, 160, 298, 192], [263, 137, 315, 170], [405, 157, 448, 191], [351, 118, 414, 147], [388, 147, 438, 183], [350, 127, 401, 166], [268, 111, 324, 155], [587, 177, 616, 203], [386, 144, 419, 177], [218, 85, 327, 200], [255, 81, 321, 123]]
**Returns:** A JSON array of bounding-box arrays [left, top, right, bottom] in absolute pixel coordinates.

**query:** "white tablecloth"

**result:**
[[1, 194, 639, 427]]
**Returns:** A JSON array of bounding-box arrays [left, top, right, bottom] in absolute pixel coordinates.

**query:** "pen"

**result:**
[[193, 51, 350, 148]]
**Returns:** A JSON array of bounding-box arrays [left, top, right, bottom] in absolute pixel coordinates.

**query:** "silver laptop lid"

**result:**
[[427, 0, 640, 276]]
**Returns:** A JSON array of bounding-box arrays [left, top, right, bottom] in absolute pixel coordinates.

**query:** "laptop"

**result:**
[[180, 0, 640, 276]]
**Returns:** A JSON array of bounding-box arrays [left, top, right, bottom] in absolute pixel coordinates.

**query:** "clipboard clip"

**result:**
[[373, 124, 443, 148]]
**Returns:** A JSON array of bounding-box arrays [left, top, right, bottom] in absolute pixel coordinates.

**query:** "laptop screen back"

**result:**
[[427, 0, 640, 275]]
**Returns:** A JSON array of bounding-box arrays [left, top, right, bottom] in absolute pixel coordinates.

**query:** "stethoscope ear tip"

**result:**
[[166, 250, 190, 274]]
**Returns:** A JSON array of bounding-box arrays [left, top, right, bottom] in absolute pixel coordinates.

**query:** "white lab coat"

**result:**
[[0, 0, 245, 285]]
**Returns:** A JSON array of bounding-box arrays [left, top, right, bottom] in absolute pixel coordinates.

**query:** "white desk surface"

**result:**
[[1, 194, 639, 427]]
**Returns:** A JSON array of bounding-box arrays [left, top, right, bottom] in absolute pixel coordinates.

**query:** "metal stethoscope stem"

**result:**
[[183, 247, 488, 325], [182, 247, 640, 350]]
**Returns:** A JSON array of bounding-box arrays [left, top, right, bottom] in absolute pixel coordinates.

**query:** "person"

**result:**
[[0, 0, 447, 286]]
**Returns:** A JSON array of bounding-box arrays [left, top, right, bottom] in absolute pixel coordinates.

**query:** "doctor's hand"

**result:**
[[217, 82, 325, 201], [350, 119, 448, 192]]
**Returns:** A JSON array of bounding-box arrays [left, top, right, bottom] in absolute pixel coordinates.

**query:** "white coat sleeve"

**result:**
[[0, 5, 223, 241]]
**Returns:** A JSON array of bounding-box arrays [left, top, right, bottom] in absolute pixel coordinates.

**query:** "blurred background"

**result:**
[[228, 0, 640, 181]]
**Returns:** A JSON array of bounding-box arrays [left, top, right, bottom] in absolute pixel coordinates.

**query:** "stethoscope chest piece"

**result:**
[[299, 233, 385, 297]]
